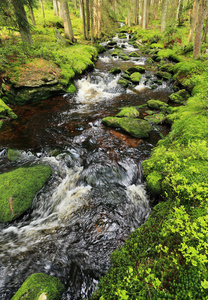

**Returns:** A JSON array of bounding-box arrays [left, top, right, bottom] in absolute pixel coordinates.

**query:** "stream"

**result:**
[[0, 34, 173, 299]]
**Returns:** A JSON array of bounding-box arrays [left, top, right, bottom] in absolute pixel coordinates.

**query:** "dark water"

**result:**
[[0, 35, 173, 299]]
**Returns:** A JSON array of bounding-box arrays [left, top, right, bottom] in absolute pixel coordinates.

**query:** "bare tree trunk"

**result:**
[[141, 0, 144, 25], [58, 1, 63, 18], [74, 0, 78, 10], [133, 0, 139, 25], [53, 0, 59, 16], [90, 0, 94, 43], [193, 0, 207, 58], [97, 0, 102, 38], [60, 0, 75, 42], [86, 0, 90, 39], [189, 0, 199, 42], [175, 0, 181, 25], [202, 16, 208, 42], [93, 0, 98, 38], [11, 0, 33, 44], [128, 9, 131, 26], [146, 0, 151, 27], [40, 0, 45, 19], [143, 0, 147, 28], [80, 0, 87, 39], [28, 1, 36, 25], [161, 0, 169, 32]]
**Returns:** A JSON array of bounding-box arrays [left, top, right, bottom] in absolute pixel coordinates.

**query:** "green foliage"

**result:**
[[0, 164, 52, 222], [116, 107, 140, 118], [11, 273, 65, 300]]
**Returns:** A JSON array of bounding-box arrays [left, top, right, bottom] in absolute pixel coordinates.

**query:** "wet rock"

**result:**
[[0, 99, 18, 125], [156, 71, 172, 80], [147, 99, 169, 112], [109, 67, 122, 75], [102, 117, 151, 138], [144, 113, 166, 124], [0, 164, 52, 222], [125, 66, 145, 74], [169, 89, 190, 104], [116, 107, 140, 118], [11, 273, 65, 300], [129, 52, 140, 57], [118, 33, 127, 39], [118, 78, 130, 88], [130, 72, 141, 84], [119, 53, 129, 60]]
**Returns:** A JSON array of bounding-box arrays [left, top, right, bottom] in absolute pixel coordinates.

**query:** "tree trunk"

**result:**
[[74, 0, 78, 10], [60, 0, 75, 42], [28, 1, 36, 25], [97, 0, 102, 38], [40, 0, 45, 19], [161, 0, 169, 32], [53, 0, 59, 16], [90, 0, 94, 43], [146, 0, 151, 27], [202, 16, 208, 42], [11, 0, 33, 44], [80, 0, 87, 39], [86, 0, 90, 39], [189, 0, 199, 42], [128, 9, 131, 26], [175, 0, 182, 26], [193, 0, 207, 58], [143, 0, 147, 28]]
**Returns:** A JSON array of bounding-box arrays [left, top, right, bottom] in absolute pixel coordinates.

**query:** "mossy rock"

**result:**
[[0, 164, 52, 223], [95, 44, 106, 53], [11, 273, 65, 300], [119, 53, 129, 60], [156, 71, 172, 80], [102, 117, 151, 138], [125, 66, 145, 74], [118, 78, 130, 88], [111, 49, 121, 57], [145, 110, 155, 115], [109, 67, 122, 75], [144, 113, 166, 124], [129, 52, 140, 57], [136, 66, 145, 73], [130, 72, 141, 83], [66, 83, 76, 93], [118, 33, 127, 39], [116, 107, 140, 118], [0, 99, 18, 120], [158, 63, 174, 74], [169, 89, 190, 104], [146, 58, 154, 64], [150, 43, 164, 49], [146, 171, 162, 195], [147, 99, 168, 110]]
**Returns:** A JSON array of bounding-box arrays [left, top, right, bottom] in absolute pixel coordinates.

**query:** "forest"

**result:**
[[0, 0, 208, 299]]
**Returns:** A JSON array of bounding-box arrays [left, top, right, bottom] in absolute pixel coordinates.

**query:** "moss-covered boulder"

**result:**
[[125, 66, 145, 74], [116, 107, 140, 118], [66, 83, 76, 94], [109, 67, 122, 75], [156, 71, 172, 80], [144, 113, 166, 124], [147, 99, 168, 112], [102, 117, 151, 138], [158, 63, 174, 74], [118, 33, 127, 39], [119, 53, 129, 60], [169, 89, 190, 104], [0, 164, 52, 223], [129, 52, 140, 57], [0, 98, 18, 122], [118, 78, 130, 88], [130, 72, 141, 83], [11, 273, 65, 300]]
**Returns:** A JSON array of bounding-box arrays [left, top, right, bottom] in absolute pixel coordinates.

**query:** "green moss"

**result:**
[[147, 99, 168, 110], [169, 89, 190, 104], [11, 273, 65, 300], [0, 99, 18, 120], [0, 164, 52, 222], [116, 107, 140, 118], [102, 116, 151, 138], [118, 78, 130, 88], [144, 112, 166, 124], [150, 43, 164, 49], [129, 51, 140, 57], [130, 72, 141, 83], [119, 53, 129, 60], [66, 83, 76, 93], [146, 171, 162, 194], [155, 71, 172, 80], [109, 67, 122, 74]]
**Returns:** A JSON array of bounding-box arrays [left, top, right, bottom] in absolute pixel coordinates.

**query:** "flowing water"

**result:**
[[0, 35, 173, 299]]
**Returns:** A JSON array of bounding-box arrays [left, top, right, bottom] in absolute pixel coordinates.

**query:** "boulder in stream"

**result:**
[[116, 107, 140, 118], [130, 72, 141, 84], [0, 98, 18, 128], [109, 67, 122, 75], [0, 164, 52, 222], [169, 89, 190, 104], [129, 51, 140, 57], [11, 273, 65, 300], [102, 116, 151, 138]]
